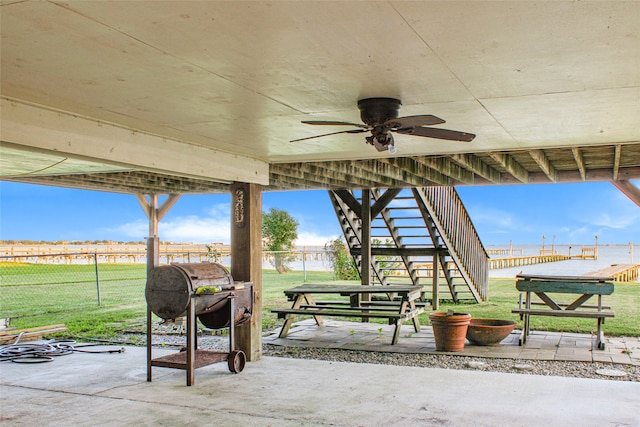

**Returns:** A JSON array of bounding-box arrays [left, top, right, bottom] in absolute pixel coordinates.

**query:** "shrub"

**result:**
[[324, 237, 359, 280]]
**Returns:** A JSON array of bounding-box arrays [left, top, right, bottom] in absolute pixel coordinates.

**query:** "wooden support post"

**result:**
[[432, 251, 440, 311], [144, 194, 161, 382], [186, 295, 196, 386], [360, 189, 371, 321], [231, 182, 263, 361], [146, 236, 159, 381], [361, 189, 371, 286]]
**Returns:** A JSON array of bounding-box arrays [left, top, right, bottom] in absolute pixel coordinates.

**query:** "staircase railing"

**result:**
[[414, 187, 489, 301]]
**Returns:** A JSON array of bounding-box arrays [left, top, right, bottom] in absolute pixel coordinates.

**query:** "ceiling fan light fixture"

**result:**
[[292, 97, 476, 150]]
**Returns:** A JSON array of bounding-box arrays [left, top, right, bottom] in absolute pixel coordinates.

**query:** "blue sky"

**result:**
[[0, 180, 638, 246]]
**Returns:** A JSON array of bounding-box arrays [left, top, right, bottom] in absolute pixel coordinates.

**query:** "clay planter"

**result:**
[[466, 318, 516, 346], [429, 312, 471, 352]]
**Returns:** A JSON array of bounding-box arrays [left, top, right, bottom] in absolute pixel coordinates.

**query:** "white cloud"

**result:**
[[107, 201, 341, 246], [104, 203, 232, 243], [467, 207, 531, 232], [102, 220, 148, 240], [160, 215, 230, 243], [567, 226, 592, 241], [573, 190, 640, 237], [205, 203, 232, 218], [590, 210, 640, 230], [294, 231, 341, 247]]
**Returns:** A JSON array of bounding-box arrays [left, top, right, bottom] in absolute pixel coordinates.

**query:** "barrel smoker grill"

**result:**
[[145, 262, 253, 386]]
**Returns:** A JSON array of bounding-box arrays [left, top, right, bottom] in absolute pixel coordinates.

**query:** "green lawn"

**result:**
[[2, 264, 638, 339], [433, 279, 639, 337]]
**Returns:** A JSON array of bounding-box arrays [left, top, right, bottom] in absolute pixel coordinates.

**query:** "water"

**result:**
[[487, 244, 638, 281], [8, 243, 633, 281], [267, 244, 638, 282]]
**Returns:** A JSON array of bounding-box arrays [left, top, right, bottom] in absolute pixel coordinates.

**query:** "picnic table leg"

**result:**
[[520, 291, 531, 345], [596, 317, 605, 350], [408, 299, 421, 332], [596, 293, 605, 350], [391, 319, 402, 345], [304, 294, 324, 327], [279, 294, 305, 338]]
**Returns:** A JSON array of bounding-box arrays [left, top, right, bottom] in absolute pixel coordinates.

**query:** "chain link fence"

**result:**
[[0, 250, 334, 323], [0, 254, 148, 320]]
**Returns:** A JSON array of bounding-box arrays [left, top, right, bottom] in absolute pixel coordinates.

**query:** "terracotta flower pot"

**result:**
[[466, 318, 516, 346], [429, 312, 471, 352]]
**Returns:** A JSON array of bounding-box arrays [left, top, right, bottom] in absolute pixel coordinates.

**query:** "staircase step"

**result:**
[[386, 206, 419, 210], [330, 187, 485, 306]]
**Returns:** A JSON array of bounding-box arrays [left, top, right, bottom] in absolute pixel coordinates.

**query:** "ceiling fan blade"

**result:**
[[301, 120, 369, 129], [396, 126, 476, 142], [385, 115, 445, 128], [290, 128, 367, 143]]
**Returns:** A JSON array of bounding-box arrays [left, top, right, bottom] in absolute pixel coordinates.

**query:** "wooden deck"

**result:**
[[489, 254, 570, 269], [584, 264, 640, 282]]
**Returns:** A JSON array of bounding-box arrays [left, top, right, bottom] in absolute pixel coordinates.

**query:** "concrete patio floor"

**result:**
[[1, 343, 639, 427], [264, 319, 640, 365], [2, 318, 639, 427]]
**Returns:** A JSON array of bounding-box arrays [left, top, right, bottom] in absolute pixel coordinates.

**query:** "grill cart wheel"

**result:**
[[228, 350, 246, 373]]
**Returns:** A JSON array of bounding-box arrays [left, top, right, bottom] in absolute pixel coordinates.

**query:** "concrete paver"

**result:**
[[264, 319, 639, 365]]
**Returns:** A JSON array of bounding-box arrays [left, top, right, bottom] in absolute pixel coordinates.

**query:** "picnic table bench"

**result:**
[[272, 284, 424, 345], [511, 274, 615, 349]]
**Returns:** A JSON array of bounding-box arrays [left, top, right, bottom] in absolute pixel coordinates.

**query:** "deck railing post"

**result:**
[[94, 252, 101, 306]]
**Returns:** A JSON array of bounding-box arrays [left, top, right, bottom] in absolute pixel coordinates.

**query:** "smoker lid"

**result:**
[[146, 262, 238, 320], [170, 262, 234, 284]]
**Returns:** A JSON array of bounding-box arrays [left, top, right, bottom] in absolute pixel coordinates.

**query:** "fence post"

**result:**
[[302, 248, 307, 282], [94, 252, 102, 306]]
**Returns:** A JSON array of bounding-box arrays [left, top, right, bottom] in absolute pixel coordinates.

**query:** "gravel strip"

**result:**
[[120, 331, 639, 382]]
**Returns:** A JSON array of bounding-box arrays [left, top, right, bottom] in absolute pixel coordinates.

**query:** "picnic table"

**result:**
[[272, 284, 424, 345], [511, 274, 615, 349]]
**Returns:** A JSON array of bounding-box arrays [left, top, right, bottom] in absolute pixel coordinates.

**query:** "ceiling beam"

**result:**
[[2, 171, 229, 194], [530, 149, 558, 182], [349, 160, 410, 187], [275, 160, 393, 188], [414, 156, 475, 185], [381, 157, 448, 186], [448, 153, 501, 184], [270, 163, 352, 188], [452, 166, 640, 187], [1, 97, 269, 186], [611, 180, 640, 207], [265, 176, 313, 191], [304, 161, 382, 188], [613, 144, 622, 181], [571, 148, 587, 181], [489, 152, 529, 184], [344, 160, 397, 187]]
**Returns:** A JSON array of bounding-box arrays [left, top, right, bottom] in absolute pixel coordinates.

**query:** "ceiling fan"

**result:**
[[291, 97, 475, 154]]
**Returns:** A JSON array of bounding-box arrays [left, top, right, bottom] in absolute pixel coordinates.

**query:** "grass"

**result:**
[[2, 264, 638, 339], [432, 279, 639, 337]]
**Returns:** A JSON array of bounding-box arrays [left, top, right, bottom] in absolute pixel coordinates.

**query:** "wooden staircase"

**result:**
[[328, 187, 488, 307]]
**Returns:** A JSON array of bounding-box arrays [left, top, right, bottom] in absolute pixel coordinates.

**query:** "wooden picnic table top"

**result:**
[[515, 274, 614, 295], [516, 274, 613, 282], [283, 284, 422, 296]]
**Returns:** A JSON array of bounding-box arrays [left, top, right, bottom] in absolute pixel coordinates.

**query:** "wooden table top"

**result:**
[[284, 284, 423, 295], [516, 274, 612, 282], [516, 275, 614, 295]]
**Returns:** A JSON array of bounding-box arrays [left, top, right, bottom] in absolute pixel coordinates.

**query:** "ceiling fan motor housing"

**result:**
[[358, 97, 401, 126]]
